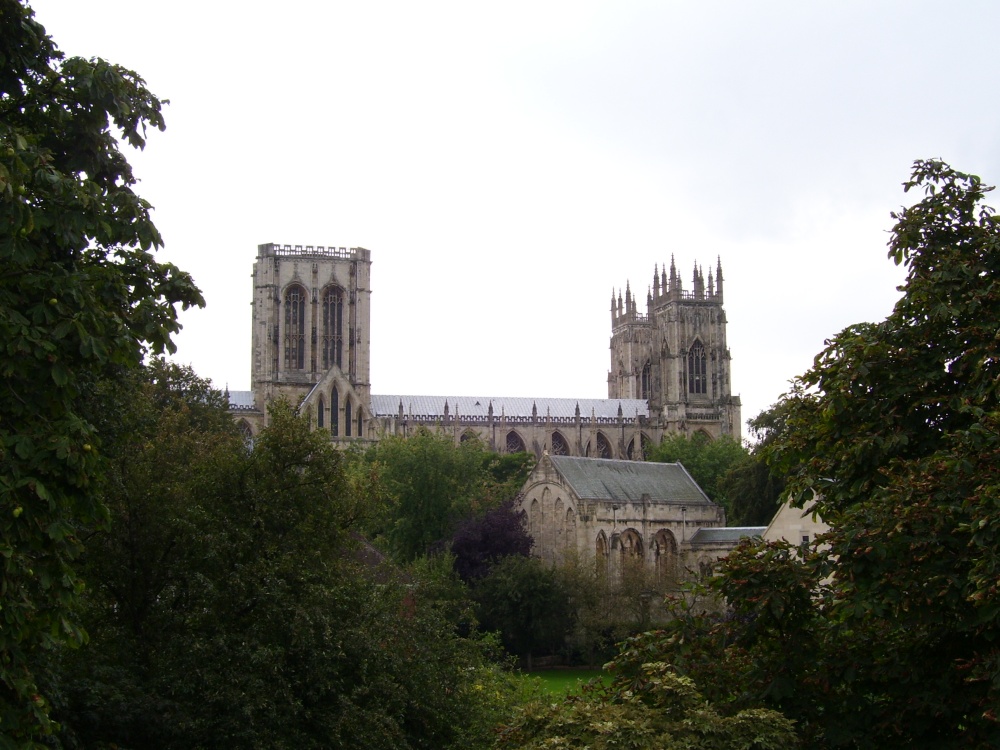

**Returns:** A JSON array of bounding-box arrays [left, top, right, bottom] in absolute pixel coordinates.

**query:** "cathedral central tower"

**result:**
[[608, 257, 740, 439]]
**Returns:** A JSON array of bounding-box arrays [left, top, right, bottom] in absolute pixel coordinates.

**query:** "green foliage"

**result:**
[[628, 161, 1000, 748], [365, 430, 532, 562], [0, 2, 202, 740], [497, 660, 796, 749], [474, 555, 574, 668], [556, 553, 679, 664], [717, 405, 790, 525], [48, 372, 518, 749], [647, 432, 748, 512]]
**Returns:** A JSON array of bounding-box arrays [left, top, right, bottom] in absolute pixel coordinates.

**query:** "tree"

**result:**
[[0, 2, 202, 740], [717, 405, 789, 525], [365, 430, 532, 563], [49, 371, 519, 750], [473, 555, 574, 669], [450, 498, 532, 583], [630, 161, 1000, 748], [766, 159, 1000, 746]]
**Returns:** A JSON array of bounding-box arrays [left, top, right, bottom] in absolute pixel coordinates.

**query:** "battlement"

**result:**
[[257, 243, 364, 260]]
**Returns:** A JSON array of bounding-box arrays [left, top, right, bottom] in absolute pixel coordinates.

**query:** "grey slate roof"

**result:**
[[548, 456, 713, 505], [227, 390, 256, 410], [369, 395, 648, 420], [688, 526, 766, 544]]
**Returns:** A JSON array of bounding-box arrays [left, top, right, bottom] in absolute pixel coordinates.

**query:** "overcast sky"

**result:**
[[30, 1, 1000, 433]]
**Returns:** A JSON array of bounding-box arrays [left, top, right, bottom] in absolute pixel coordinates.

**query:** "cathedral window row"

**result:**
[[281, 283, 348, 373], [314, 386, 364, 438], [596, 528, 677, 581], [501, 429, 649, 460]]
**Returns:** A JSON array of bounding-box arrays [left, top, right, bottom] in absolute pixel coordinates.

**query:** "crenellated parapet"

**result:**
[[608, 255, 739, 439]]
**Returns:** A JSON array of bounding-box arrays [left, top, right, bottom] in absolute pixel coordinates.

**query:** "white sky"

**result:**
[[30, 1, 1000, 433]]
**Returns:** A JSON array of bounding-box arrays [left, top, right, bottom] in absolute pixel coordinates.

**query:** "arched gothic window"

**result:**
[[627, 433, 652, 460], [640, 360, 651, 399], [596, 532, 609, 575], [356, 407, 363, 438], [688, 340, 707, 394], [596, 432, 612, 459], [317, 395, 325, 429], [506, 431, 526, 453], [345, 396, 352, 437], [551, 431, 569, 456], [283, 284, 306, 370], [652, 529, 677, 585], [331, 387, 339, 437], [321, 286, 344, 369]]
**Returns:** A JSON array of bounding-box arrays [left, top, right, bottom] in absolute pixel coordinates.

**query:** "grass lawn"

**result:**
[[527, 668, 609, 696]]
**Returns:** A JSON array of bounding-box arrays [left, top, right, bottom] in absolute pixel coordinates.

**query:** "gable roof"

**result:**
[[546, 455, 714, 505]]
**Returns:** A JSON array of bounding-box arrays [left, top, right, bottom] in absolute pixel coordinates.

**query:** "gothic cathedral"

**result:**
[[230, 244, 741, 455]]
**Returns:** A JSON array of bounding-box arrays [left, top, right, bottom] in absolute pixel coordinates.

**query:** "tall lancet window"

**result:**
[[331, 387, 339, 437], [283, 284, 306, 370], [688, 340, 707, 394], [640, 360, 651, 399], [321, 286, 344, 369]]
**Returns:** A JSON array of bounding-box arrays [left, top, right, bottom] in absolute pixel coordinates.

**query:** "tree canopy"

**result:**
[[364, 430, 533, 562], [632, 160, 1000, 748], [48, 366, 519, 750], [1, 1, 202, 739]]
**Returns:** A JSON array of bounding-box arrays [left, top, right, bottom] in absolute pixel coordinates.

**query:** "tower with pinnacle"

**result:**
[[608, 257, 741, 439]]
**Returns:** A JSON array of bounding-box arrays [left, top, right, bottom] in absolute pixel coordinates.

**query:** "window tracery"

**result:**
[[551, 431, 569, 456], [688, 339, 707, 394], [506, 431, 526, 453], [283, 284, 306, 370], [321, 286, 344, 370]]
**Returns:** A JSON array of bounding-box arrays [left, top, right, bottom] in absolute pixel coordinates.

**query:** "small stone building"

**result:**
[[518, 454, 762, 582]]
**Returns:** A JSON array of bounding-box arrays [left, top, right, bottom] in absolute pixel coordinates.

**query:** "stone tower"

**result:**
[[249, 243, 372, 436], [608, 257, 740, 439]]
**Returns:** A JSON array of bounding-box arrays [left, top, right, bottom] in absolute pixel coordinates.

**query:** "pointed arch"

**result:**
[[565, 506, 577, 557], [652, 529, 678, 586], [356, 406, 364, 438], [344, 396, 352, 437], [237, 419, 254, 443], [688, 338, 707, 394], [640, 359, 652, 399], [586, 432, 612, 458], [317, 394, 325, 429], [626, 433, 653, 460], [283, 283, 306, 370], [331, 386, 339, 436], [506, 430, 526, 453], [529, 498, 541, 549], [596, 531, 609, 575], [321, 285, 344, 369], [595, 432, 612, 459], [550, 431, 569, 456]]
